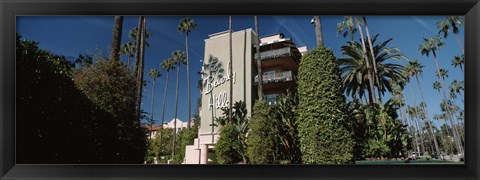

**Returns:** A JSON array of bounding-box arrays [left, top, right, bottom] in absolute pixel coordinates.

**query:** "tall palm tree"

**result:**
[[178, 17, 197, 129], [172, 50, 186, 159], [120, 42, 135, 69], [339, 34, 407, 104], [452, 55, 464, 73], [159, 58, 175, 154], [353, 17, 375, 104], [254, 16, 263, 100], [122, 27, 152, 70], [402, 91, 420, 153], [433, 81, 442, 92], [405, 60, 433, 152], [148, 68, 161, 137], [110, 16, 123, 62], [313, 16, 323, 47], [419, 36, 463, 155], [406, 59, 440, 156], [449, 80, 464, 104], [337, 16, 357, 42], [437, 16, 464, 53], [433, 114, 450, 154], [407, 105, 426, 153], [435, 68, 449, 80], [362, 17, 382, 102], [135, 16, 147, 120]]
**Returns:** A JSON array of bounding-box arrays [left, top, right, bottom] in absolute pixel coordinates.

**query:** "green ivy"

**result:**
[[296, 47, 354, 164], [246, 100, 282, 164]]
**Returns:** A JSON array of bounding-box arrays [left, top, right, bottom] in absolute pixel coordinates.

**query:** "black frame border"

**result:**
[[1, 0, 479, 180]]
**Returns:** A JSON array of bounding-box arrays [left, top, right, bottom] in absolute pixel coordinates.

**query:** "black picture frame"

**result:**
[[1, 0, 479, 179]]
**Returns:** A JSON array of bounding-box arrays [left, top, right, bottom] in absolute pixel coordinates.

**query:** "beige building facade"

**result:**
[[184, 29, 306, 164]]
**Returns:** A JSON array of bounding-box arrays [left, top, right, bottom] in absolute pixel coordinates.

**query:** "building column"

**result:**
[[200, 144, 208, 164]]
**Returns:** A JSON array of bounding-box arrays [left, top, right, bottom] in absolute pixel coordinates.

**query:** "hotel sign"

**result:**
[[203, 61, 236, 110]]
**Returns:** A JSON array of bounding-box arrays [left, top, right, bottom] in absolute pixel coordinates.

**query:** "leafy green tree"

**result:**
[[74, 57, 147, 163], [17, 34, 110, 163], [215, 124, 242, 164], [215, 101, 249, 163], [178, 125, 199, 161], [274, 91, 302, 164], [296, 47, 354, 164], [146, 128, 181, 163], [246, 100, 281, 164], [345, 98, 369, 160], [17, 34, 145, 163]]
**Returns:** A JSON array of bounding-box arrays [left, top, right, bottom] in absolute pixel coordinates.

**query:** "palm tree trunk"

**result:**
[[313, 16, 323, 47], [173, 55, 181, 160], [134, 16, 142, 81], [354, 16, 376, 105], [254, 16, 263, 100], [403, 94, 420, 153], [454, 33, 464, 53], [110, 16, 123, 62], [444, 123, 454, 154], [409, 83, 433, 152], [160, 71, 170, 159], [363, 17, 381, 102], [186, 31, 191, 129], [432, 53, 463, 155], [228, 16, 233, 123], [136, 16, 146, 120], [413, 114, 426, 153], [150, 78, 156, 138]]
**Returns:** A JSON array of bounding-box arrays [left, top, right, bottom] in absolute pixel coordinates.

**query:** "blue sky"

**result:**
[[16, 16, 464, 128]]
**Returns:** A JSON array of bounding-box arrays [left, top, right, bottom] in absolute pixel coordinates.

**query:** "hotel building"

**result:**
[[184, 28, 306, 164]]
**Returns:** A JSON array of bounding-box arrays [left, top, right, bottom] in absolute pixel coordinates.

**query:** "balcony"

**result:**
[[254, 71, 296, 84], [255, 47, 292, 61]]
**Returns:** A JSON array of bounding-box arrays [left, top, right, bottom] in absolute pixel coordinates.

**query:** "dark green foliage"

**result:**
[[74, 57, 147, 163], [296, 47, 354, 164], [178, 125, 199, 161], [215, 124, 242, 164], [16, 34, 147, 163], [215, 101, 249, 164], [346, 98, 369, 160], [364, 139, 390, 158], [349, 100, 411, 159], [16, 34, 114, 163], [246, 100, 281, 164], [146, 128, 181, 163], [274, 91, 302, 164]]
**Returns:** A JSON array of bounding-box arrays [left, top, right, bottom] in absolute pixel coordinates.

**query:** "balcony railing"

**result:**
[[254, 71, 296, 84], [255, 47, 292, 61]]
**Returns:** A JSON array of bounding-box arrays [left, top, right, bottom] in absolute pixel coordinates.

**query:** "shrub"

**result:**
[[296, 47, 354, 164], [246, 100, 281, 164]]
